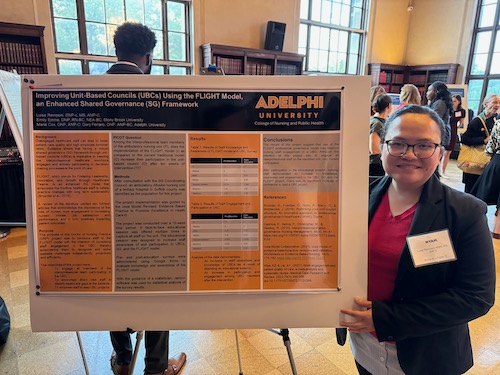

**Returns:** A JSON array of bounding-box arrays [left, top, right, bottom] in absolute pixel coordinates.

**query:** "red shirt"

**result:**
[[368, 191, 417, 302]]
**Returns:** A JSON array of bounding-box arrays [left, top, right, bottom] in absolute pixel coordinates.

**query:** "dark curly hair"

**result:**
[[113, 22, 157, 57]]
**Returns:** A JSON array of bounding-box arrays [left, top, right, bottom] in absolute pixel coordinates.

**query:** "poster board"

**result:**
[[23, 74, 369, 332], [0, 69, 23, 158], [448, 84, 469, 134], [387, 93, 400, 114]]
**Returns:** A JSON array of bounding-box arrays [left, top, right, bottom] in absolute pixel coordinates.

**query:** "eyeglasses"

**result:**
[[385, 140, 441, 159]]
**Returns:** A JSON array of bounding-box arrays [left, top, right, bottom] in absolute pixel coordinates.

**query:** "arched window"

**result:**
[[298, 0, 369, 75], [466, 0, 500, 114], [50, 0, 193, 75]]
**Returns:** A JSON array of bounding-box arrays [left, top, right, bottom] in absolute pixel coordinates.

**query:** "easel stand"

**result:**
[[76, 331, 90, 375], [77, 330, 144, 375], [130, 331, 144, 375], [234, 328, 298, 375]]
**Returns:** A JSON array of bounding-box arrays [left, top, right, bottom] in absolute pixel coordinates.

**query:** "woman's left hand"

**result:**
[[340, 297, 375, 333]]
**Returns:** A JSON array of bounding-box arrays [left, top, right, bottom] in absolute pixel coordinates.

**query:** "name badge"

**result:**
[[455, 111, 462, 117], [407, 229, 456, 268]]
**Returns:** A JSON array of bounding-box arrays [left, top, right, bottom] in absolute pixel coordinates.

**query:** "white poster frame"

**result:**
[[22, 74, 369, 332]]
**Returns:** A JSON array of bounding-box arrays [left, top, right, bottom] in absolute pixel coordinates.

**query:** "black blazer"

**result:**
[[338, 175, 495, 375], [106, 62, 143, 75], [461, 114, 495, 146]]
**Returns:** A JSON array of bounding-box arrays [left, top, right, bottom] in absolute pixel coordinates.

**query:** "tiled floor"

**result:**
[[0, 160, 499, 375]]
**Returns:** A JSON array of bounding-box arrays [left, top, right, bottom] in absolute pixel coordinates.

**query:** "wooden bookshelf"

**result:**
[[368, 63, 459, 103], [201, 44, 304, 75], [367, 63, 406, 94], [0, 21, 47, 74], [406, 63, 459, 100]]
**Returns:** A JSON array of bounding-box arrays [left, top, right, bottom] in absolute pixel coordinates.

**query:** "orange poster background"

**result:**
[[34, 133, 112, 292], [189, 133, 261, 290], [263, 191, 339, 290]]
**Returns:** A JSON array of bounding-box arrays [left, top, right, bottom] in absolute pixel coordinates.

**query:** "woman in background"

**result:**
[[471, 119, 500, 239], [395, 84, 421, 110], [369, 93, 392, 176], [440, 94, 466, 177], [461, 94, 500, 192], [426, 81, 452, 177], [370, 85, 386, 115]]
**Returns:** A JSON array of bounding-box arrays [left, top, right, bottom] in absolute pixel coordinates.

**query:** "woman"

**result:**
[[369, 93, 392, 176], [471, 119, 500, 239], [370, 85, 386, 115], [451, 94, 466, 132], [339, 105, 495, 375], [461, 94, 500, 192], [395, 84, 421, 110], [426, 81, 452, 176], [440, 94, 466, 177]]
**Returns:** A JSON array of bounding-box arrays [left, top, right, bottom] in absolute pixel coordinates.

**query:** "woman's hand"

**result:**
[[340, 297, 375, 333]]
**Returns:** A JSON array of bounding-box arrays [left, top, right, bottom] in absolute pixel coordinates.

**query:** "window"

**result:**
[[50, 0, 192, 75], [466, 0, 500, 114], [299, 0, 368, 75]]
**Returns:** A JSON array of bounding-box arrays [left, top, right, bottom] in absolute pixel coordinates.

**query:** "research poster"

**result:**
[[32, 88, 340, 293], [24, 75, 368, 331]]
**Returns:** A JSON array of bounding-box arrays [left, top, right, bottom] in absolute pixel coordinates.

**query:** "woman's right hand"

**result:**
[[484, 136, 490, 144]]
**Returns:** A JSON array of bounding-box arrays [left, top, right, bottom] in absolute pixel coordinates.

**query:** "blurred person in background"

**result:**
[[369, 94, 392, 176], [461, 94, 500, 193], [395, 84, 421, 111]]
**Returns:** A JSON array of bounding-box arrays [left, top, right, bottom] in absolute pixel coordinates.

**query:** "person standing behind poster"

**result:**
[[339, 105, 495, 375], [106, 22, 187, 375]]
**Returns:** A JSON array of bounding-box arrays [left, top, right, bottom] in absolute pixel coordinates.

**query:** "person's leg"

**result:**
[[355, 361, 373, 375], [144, 330, 169, 374], [463, 173, 480, 193], [110, 331, 133, 365], [493, 204, 500, 238], [441, 150, 451, 176]]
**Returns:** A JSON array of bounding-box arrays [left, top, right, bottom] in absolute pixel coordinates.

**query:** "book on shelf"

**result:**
[[407, 74, 427, 86], [0, 41, 43, 66], [277, 63, 298, 75], [215, 56, 243, 75], [428, 73, 449, 83], [246, 61, 272, 75], [393, 73, 404, 84]]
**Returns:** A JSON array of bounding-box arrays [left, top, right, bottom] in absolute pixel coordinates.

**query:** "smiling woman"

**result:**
[[338, 105, 496, 375]]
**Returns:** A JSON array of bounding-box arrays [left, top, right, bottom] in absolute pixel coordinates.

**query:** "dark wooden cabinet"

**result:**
[[0, 21, 47, 74], [368, 63, 459, 103], [201, 43, 304, 75], [367, 63, 406, 94]]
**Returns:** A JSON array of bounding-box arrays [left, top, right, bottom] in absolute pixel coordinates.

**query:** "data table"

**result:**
[[190, 158, 259, 196]]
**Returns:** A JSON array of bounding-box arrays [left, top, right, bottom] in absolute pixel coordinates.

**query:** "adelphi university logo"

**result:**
[[255, 95, 324, 109], [255, 95, 324, 120]]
